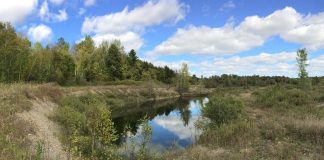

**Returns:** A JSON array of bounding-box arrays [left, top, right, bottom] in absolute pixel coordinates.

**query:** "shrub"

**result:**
[[202, 96, 243, 125], [253, 86, 313, 108], [54, 95, 119, 159]]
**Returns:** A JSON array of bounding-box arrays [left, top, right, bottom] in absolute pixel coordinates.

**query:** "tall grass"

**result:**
[[253, 85, 313, 109]]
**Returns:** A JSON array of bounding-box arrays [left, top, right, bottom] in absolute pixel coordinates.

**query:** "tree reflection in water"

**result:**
[[111, 97, 206, 148]]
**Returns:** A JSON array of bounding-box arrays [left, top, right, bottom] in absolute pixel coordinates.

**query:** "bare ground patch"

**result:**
[[17, 99, 67, 159]]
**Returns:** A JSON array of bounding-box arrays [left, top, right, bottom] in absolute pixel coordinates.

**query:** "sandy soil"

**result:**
[[17, 99, 67, 160]]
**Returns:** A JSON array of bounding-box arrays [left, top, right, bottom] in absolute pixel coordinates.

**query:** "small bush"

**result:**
[[54, 95, 119, 159], [202, 96, 243, 125]]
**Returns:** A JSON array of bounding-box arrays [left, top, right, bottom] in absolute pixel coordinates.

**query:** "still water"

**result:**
[[111, 97, 209, 151]]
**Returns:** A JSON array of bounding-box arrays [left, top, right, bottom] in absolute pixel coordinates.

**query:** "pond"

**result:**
[[111, 97, 209, 152]]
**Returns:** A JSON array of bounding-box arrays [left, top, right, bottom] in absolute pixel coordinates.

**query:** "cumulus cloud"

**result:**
[[150, 25, 264, 55], [82, 0, 187, 34], [309, 55, 324, 76], [239, 7, 301, 38], [0, 0, 38, 24], [81, 0, 188, 51], [92, 32, 144, 52], [39, 1, 68, 22], [198, 52, 297, 77], [27, 24, 53, 42], [148, 59, 191, 71], [149, 7, 324, 56], [49, 0, 64, 5], [151, 51, 324, 77], [281, 24, 324, 50]]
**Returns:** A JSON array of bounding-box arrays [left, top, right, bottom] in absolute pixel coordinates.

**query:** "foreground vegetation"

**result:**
[[164, 82, 324, 159], [1, 78, 324, 159]]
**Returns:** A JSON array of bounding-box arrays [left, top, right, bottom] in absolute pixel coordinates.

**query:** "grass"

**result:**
[[0, 83, 67, 159], [1, 81, 324, 159], [0, 83, 34, 159]]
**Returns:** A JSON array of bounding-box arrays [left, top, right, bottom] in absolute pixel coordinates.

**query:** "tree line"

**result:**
[[0, 22, 176, 85], [1, 22, 321, 88]]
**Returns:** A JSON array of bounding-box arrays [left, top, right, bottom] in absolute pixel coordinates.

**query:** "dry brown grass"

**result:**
[[0, 83, 65, 159]]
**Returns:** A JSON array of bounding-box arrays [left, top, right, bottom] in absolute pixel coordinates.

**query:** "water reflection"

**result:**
[[111, 97, 208, 149]]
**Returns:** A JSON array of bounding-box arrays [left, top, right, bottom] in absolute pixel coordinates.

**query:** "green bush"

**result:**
[[202, 96, 243, 125], [253, 86, 313, 108], [54, 95, 119, 159]]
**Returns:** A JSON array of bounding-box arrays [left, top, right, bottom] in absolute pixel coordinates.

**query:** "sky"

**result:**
[[1, 0, 324, 77]]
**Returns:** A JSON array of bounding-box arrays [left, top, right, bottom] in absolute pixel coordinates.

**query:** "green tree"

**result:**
[[128, 49, 138, 66], [51, 38, 76, 85], [202, 96, 243, 126], [27, 43, 53, 82], [0, 22, 31, 82], [105, 44, 122, 80], [296, 48, 311, 90], [176, 63, 190, 95], [75, 36, 97, 81]]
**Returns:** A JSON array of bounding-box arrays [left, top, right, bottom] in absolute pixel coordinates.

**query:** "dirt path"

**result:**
[[17, 99, 67, 160]]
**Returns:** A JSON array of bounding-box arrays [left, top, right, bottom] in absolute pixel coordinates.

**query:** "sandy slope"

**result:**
[[17, 99, 67, 160]]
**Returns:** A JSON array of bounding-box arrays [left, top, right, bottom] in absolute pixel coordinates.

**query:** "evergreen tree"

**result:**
[[128, 49, 138, 66]]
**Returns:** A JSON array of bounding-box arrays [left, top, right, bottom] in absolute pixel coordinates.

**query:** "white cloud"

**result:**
[[81, 0, 188, 51], [219, 0, 236, 11], [149, 7, 324, 56], [150, 51, 324, 77], [39, 1, 68, 22], [0, 0, 38, 24], [82, 0, 187, 34], [150, 25, 264, 56], [27, 24, 53, 42], [49, 0, 64, 5], [309, 55, 324, 76], [148, 60, 191, 71], [239, 7, 301, 38], [92, 32, 144, 52], [281, 24, 324, 50], [84, 0, 95, 7], [202, 52, 297, 76]]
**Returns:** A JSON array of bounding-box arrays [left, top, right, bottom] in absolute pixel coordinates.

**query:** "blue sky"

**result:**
[[1, 0, 324, 77]]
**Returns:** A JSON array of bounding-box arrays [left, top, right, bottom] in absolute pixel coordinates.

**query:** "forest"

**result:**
[[0, 22, 175, 85], [2, 22, 322, 88]]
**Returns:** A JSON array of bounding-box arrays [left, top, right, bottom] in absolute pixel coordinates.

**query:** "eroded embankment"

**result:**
[[17, 99, 67, 159]]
